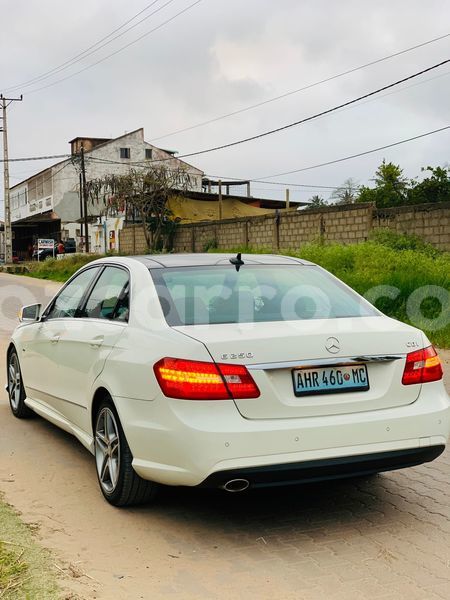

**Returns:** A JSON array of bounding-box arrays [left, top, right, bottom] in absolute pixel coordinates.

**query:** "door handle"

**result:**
[[89, 336, 104, 348], [51, 335, 60, 344]]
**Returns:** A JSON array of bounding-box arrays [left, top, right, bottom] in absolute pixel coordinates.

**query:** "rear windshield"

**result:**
[[151, 265, 378, 326]]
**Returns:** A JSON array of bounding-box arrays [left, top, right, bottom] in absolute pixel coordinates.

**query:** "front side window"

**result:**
[[151, 265, 378, 326], [80, 266, 129, 321], [46, 267, 100, 319], [120, 147, 130, 159]]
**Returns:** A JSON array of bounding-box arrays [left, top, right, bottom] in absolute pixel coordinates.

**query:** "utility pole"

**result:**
[[78, 172, 84, 245], [1, 94, 23, 263], [218, 179, 223, 220], [80, 145, 89, 253], [285, 188, 290, 210]]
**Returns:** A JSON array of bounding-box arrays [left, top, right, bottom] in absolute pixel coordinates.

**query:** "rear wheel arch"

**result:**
[[91, 388, 158, 506], [91, 387, 113, 432]]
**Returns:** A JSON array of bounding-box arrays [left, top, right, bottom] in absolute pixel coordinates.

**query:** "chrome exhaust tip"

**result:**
[[223, 478, 250, 493]]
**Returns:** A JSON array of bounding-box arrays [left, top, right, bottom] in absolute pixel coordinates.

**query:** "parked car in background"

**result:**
[[32, 242, 57, 261], [6, 253, 450, 507], [0, 254, 20, 264], [64, 238, 77, 254]]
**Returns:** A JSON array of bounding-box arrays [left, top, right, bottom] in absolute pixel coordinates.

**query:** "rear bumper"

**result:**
[[199, 445, 445, 489], [115, 380, 450, 487]]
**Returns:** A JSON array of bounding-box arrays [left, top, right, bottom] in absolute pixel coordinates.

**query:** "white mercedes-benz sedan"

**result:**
[[6, 253, 450, 506]]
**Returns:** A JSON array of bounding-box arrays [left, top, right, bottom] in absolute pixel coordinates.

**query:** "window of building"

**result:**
[[120, 147, 131, 159], [145, 148, 153, 160], [28, 171, 52, 203]]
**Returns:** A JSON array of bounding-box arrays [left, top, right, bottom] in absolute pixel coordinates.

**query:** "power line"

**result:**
[[5, 124, 449, 191], [7, 125, 448, 194], [84, 157, 339, 189], [150, 32, 450, 142], [177, 58, 450, 159], [0, 153, 70, 163], [70, 60, 450, 173], [254, 125, 450, 179], [25, 60, 448, 169], [205, 175, 338, 190], [5, 120, 449, 197], [2, 0, 166, 94], [7, 127, 449, 201], [9, 159, 76, 189], [25, 0, 203, 96]]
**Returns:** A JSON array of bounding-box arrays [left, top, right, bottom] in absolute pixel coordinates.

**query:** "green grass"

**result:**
[[24, 254, 102, 282], [0, 498, 59, 598], [215, 237, 450, 348]]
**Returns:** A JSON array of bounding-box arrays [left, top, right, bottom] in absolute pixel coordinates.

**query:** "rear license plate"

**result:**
[[292, 364, 369, 396]]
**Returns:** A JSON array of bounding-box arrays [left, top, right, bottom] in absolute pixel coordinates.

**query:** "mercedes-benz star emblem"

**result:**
[[325, 337, 340, 354]]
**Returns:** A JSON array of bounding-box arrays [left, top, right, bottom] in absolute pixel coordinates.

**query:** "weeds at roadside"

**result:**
[[0, 542, 28, 599], [0, 498, 59, 598]]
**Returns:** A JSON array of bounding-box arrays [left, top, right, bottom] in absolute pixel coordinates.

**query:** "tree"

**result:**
[[306, 194, 327, 208], [87, 165, 192, 252], [357, 160, 408, 208], [331, 178, 359, 204], [407, 166, 450, 205]]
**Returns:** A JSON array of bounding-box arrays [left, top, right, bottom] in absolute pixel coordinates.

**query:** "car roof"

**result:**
[[127, 253, 314, 268]]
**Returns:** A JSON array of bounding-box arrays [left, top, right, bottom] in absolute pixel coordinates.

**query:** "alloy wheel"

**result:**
[[95, 407, 121, 494], [8, 353, 21, 411]]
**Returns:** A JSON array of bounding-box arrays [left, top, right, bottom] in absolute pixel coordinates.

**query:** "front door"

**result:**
[[19, 266, 101, 411]]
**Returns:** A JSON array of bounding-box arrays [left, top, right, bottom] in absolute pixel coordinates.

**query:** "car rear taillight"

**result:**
[[217, 362, 260, 399], [153, 358, 260, 400], [402, 346, 443, 385]]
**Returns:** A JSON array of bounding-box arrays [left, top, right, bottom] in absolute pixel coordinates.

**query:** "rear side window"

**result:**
[[46, 267, 100, 320], [151, 265, 378, 326], [80, 266, 129, 321]]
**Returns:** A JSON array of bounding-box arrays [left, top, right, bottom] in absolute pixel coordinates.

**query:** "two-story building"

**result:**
[[10, 128, 204, 257]]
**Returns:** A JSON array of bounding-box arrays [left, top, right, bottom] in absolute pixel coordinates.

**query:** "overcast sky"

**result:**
[[1, 0, 450, 213]]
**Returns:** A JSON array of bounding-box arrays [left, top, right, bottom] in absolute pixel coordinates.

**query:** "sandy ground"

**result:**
[[0, 272, 449, 600]]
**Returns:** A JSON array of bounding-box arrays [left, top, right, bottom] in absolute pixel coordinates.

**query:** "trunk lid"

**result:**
[[174, 316, 423, 419]]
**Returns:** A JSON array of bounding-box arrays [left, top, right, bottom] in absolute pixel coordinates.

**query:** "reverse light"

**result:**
[[402, 346, 443, 385], [154, 358, 260, 400]]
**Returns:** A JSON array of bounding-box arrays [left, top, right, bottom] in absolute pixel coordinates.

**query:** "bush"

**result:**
[[25, 254, 102, 282], [370, 228, 439, 256]]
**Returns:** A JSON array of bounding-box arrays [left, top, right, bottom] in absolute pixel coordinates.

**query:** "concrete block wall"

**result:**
[[373, 202, 450, 251], [118, 224, 148, 255], [119, 202, 450, 254]]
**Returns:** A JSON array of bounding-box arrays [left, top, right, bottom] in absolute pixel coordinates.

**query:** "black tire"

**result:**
[[7, 348, 33, 419], [94, 398, 158, 507]]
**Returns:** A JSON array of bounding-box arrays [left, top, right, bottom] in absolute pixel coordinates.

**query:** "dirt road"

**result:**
[[1, 273, 450, 600]]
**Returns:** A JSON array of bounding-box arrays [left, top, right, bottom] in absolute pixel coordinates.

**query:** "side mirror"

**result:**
[[19, 304, 41, 322]]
